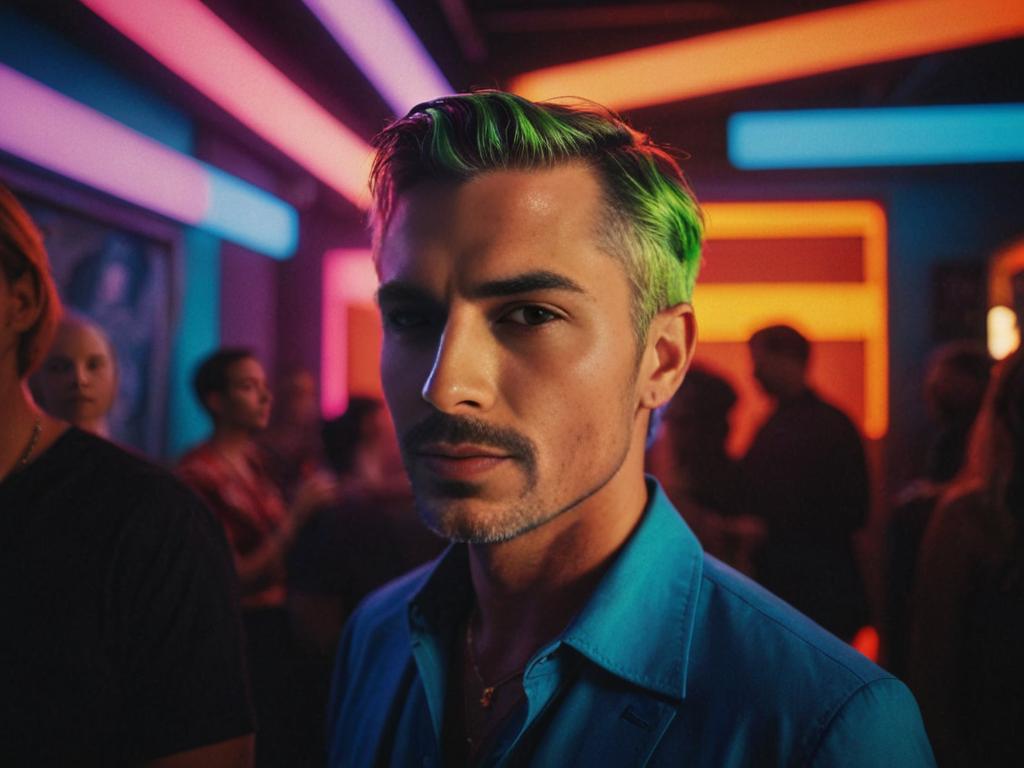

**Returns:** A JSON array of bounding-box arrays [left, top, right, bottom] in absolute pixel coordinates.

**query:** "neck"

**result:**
[[466, 424, 650, 676], [80, 417, 110, 438], [210, 424, 253, 456], [775, 382, 808, 403], [0, 374, 65, 479]]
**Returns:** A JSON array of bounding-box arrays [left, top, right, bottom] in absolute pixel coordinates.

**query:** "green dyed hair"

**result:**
[[369, 91, 703, 341]]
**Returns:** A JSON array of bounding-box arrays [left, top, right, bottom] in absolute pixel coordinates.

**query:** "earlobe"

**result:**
[[5, 273, 43, 333], [640, 303, 696, 409]]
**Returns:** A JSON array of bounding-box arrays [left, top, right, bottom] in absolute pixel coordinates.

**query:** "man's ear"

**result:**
[[639, 302, 696, 410], [3, 272, 42, 333]]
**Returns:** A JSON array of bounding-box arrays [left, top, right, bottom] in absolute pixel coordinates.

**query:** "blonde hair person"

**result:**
[[35, 312, 118, 438]]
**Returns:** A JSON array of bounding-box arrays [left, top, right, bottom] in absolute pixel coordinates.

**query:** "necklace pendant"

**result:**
[[479, 686, 495, 709]]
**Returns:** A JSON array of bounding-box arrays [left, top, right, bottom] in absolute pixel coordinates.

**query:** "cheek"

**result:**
[[380, 341, 432, 418]]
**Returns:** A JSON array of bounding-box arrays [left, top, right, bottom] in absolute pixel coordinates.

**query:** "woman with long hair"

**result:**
[[910, 346, 1024, 767]]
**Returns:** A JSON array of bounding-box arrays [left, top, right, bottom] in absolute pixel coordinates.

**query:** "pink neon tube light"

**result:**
[[82, 0, 374, 207], [0, 63, 208, 223], [302, 0, 452, 116]]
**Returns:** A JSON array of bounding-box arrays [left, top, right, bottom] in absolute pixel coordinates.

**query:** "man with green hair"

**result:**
[[328, 91, 934, 767]]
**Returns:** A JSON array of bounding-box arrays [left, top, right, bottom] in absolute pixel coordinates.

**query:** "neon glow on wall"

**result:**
[[81, 0, 374, 207], [729, 104, 1024, 168], [510, 0, 1024, 111], [301, 0, 452, 115], [322, 250, 378, 417], [0, 64, 298, 259], [698, 201, 889, 439]]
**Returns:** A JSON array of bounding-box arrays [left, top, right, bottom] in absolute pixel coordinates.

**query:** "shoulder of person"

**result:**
[[692, 556, 909, 734], [66, 432, 226, 545]]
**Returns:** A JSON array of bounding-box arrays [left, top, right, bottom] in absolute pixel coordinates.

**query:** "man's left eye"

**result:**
[[503, 306, 559, 326]]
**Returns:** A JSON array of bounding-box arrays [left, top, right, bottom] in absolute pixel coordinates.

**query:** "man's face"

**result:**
[[376, 165, 645, 543], [215, 357, 272, 432]]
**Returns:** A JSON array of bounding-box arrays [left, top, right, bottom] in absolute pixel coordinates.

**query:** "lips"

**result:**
[[64, 394, 96, 406], [415, 443, 513, 480]]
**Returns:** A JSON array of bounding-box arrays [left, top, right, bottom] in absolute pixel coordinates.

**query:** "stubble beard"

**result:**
[[410, 415, 636, 546]]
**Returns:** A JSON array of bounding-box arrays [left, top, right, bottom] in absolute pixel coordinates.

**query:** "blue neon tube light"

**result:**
[[729, 104, 1024, 169]]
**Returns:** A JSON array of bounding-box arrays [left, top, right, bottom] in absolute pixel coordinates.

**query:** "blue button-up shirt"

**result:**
[[329, 480, 935, 767]]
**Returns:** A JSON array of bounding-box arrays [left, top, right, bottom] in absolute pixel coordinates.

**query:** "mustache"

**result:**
[[401, 412, 536, 465]]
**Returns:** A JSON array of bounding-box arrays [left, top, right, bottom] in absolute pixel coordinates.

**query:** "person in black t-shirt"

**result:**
[[0, 184, 254, 766]]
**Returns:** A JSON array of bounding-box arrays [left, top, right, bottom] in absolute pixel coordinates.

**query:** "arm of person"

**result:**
[[808, 677, 936, 767], [116, 478, 255, 763], [907, 496, 980, 767], [145, 735, 254, 768], [219, 472, 339, 593]]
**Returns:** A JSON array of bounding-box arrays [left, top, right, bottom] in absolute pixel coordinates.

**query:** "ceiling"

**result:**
[[11, 0, 1024, 209]]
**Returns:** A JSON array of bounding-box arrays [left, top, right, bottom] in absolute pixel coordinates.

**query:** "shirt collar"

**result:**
[[407, 478, 703, 701], [560, 478, 702, 700]]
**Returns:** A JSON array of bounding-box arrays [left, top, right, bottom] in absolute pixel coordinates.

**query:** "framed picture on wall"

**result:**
[[2, 162, 184, 459]]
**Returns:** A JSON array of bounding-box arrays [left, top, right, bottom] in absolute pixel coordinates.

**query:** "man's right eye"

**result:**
[[383, 309, 430, 331]]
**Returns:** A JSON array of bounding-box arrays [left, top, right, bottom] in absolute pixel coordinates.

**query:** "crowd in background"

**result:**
[[7, 180, 1024, 766]]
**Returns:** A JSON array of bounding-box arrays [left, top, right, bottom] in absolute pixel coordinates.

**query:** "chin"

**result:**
[[416, 495, 550, 545]]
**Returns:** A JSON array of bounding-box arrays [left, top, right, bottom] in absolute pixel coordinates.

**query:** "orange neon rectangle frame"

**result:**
[[697, 201, 888, 439], [510, 0, 1024, 111]]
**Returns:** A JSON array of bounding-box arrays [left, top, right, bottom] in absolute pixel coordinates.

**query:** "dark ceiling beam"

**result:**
[[438, 0, 488, 63], [482, 3, 734, 33]]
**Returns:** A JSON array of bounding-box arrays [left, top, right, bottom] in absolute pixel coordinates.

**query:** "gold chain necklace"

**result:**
[[17, 419, 42, 468], [465, 618, 524, 709]]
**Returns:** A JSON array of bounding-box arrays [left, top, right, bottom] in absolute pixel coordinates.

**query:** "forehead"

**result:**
[[227, 357, 265, 381], [377, 164, 616, 289], [51, 322, 110, 356]]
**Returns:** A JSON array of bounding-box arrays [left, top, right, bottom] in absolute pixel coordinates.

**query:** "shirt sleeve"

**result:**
[[808, 677, 936, 767], [110, 475, 255, 760]]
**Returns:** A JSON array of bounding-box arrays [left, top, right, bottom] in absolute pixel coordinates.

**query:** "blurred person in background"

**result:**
[[742, 324, 870, 642], [178, 348, 335, 768], [260, 366, 324, 501], [33, 312, 118, 438], [290, 397, 443, 654], [657, 365, 763, 575], [909, 346, 1024, 767], [0, 185, 254, 765], [886, 341, 991, 675]]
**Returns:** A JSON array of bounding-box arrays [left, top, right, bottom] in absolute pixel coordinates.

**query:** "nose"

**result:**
[[71, 362, 90, 389], [421, 312, 496, 413]]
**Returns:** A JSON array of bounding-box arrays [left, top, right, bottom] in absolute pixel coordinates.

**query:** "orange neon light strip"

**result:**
[[510, 0, 1024, 111], [82, 0, 374, 207], [696, 201, 889, 439]]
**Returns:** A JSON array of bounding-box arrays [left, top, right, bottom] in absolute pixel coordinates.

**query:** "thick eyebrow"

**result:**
[[376, 270, 587, 306], [469, 270, 586, 299], [375, 281, 436, 306]]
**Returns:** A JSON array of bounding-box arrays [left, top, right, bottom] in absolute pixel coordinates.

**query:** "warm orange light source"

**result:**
[[697, 201, 888, 439], [510, 0, 1024, 111], [987, 240, 1024, 360]]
